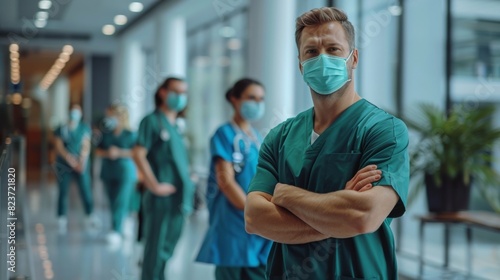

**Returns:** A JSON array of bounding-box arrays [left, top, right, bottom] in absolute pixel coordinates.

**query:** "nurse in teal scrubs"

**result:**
[[53, 104, 96, 233], [95, 104, 137, 244], [196, 78, 272, 280], [245, 7, 409, 280], [133, 77, 194, 280]]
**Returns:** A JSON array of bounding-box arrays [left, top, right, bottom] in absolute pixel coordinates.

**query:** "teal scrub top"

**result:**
[[54, 122, 91, 168], [196, 123, 272, 267], [248, 99, 409, 280], [136, 110, 194, 214], [98, 130, 138, 182]]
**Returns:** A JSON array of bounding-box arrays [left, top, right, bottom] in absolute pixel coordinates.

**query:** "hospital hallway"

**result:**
[[2, 0, 500, 279]]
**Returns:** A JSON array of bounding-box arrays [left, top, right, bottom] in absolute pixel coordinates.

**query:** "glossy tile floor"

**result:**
[[15, 168, 500, 280]]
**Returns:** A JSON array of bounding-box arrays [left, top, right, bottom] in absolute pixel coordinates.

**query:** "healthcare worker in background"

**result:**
[[245, 7, 409, 280], [53, 104, 98, 234], [196, 78, 272, 280], [133, 77, 195, 280], [95, 104, 137, 245]]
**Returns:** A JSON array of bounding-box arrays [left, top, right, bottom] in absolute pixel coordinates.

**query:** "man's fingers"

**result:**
[[352, 174, 381, 191], [358, 184, 373, 192]]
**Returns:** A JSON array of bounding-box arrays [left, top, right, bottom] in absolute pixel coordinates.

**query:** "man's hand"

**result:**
[[271, 183, 294, 206], [108, 146, 120, 160], [152, 183, 177, 197], [345, 164, 381, 192], [65, 154, 79, 169]]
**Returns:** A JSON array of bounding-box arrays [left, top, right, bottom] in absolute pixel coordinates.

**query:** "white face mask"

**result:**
[[70, 109, 82, 122]]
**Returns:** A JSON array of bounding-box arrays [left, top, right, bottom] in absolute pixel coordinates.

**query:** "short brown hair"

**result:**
[[295, 7, 356, 52]]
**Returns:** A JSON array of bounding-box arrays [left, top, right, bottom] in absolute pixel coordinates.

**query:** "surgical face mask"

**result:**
[[70, 109, 82, 122], [301, 50, 353, 95], [102, 116, 118, 131], [240, 101, 265, 121], [166, 92, 188, 112]]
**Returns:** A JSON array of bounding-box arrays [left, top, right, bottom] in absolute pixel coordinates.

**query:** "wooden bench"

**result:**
[[416, 211, 500, 277]]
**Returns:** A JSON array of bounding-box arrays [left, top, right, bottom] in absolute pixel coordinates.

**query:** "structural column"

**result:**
[[122, 39, 146, 129], [155, 15, 187, 78], [247, 0, 296, 134]]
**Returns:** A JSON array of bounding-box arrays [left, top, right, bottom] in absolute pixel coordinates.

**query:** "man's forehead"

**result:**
[[300, 22, 348, 45]]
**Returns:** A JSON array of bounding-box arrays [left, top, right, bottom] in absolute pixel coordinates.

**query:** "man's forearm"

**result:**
[[245, 192, 328, 244], [273, 185, 370, 238]]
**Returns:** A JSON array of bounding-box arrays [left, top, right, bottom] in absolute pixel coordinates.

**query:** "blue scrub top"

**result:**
[[196, 123, 272, 267]]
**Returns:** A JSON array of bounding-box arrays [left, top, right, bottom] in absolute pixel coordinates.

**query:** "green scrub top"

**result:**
[[136, 110, 194, 214], [54, 122, 91, 168], [248, 99, 409, 280], [98, 130, 138, 182]]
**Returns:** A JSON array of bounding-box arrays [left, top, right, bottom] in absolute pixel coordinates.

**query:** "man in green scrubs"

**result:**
[[53, 104, 96, 233], [133, 77, 194, 280], [245, 7, 409, 280]]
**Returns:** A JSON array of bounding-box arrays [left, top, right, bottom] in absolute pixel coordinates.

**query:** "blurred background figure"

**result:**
[[196, 78, 271, 280], [133, 77, 195, 280], [52, 104, 98, 234], [95, 104, 137, 246]]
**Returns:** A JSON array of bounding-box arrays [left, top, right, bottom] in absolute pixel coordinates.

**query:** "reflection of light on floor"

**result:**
[[35, 223, 54, 279]]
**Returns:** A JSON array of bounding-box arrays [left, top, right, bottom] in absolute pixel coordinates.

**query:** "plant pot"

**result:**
[[424, 173, 471, 213]]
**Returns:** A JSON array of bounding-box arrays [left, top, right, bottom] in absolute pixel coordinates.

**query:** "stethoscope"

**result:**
[[156, 112, 171, 142], [230, 121, 260, 173]]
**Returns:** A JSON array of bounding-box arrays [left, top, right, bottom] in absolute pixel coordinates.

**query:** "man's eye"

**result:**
[[306, 49, 317, 54]]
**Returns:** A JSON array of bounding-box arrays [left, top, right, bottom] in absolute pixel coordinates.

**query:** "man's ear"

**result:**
[[298, 54, 303, 74], [351, 49, 359, 70]]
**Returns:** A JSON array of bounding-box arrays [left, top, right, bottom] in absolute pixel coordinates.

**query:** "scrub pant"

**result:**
[[141, 193, 184, 280], [215, 265, 267, 280], [103, 179, 135, 233], [57, 169, 93, 217]]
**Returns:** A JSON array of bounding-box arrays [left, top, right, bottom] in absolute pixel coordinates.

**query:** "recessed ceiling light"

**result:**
[[129, 2, 144, 13], [36, 11, 49, 20], [9, 44, 19, 52], [34, 19, 47, 28], [114, 15, 128, 25], [62, 45, 74, 55], [102, 24, 116, 35], [39, 0, 52, 10]]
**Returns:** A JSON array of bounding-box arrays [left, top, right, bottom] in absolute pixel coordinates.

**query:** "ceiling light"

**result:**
[[34, 19, 47, 28], [36, 11, 49, 20], [62, 45, 73, 55], [114, 15, 127, 25], [39, 0, 52, 10], [388, 5, 402, 16], [102, 24, 115, 35], [129, 2, 144, 12], [9, 44, 19, 52]]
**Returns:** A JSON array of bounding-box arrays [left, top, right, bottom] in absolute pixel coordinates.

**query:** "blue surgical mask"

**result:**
[[70, 109, 82, 122], [166, 92, 188, 112], [241, 101, 265, 121], [102, 116, 118, 131], [301, 50, 353, 95]]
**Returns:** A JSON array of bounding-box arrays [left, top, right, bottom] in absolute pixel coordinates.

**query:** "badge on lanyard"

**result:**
[[160, 129, 170, 141]]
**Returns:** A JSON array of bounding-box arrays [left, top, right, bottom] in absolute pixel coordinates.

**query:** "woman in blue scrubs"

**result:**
[[196, 78, 272, 280], [95, 104, 137, 245]]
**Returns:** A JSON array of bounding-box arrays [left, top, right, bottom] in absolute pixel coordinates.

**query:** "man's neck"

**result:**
[[311, 84, 360, 134], [158, 106, 177, 124]]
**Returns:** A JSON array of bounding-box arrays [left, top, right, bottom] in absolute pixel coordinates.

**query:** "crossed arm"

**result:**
[[245, 165, 399, 243]]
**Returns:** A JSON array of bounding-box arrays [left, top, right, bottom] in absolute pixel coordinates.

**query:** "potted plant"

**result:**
[[405, 103, 500, 213]]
